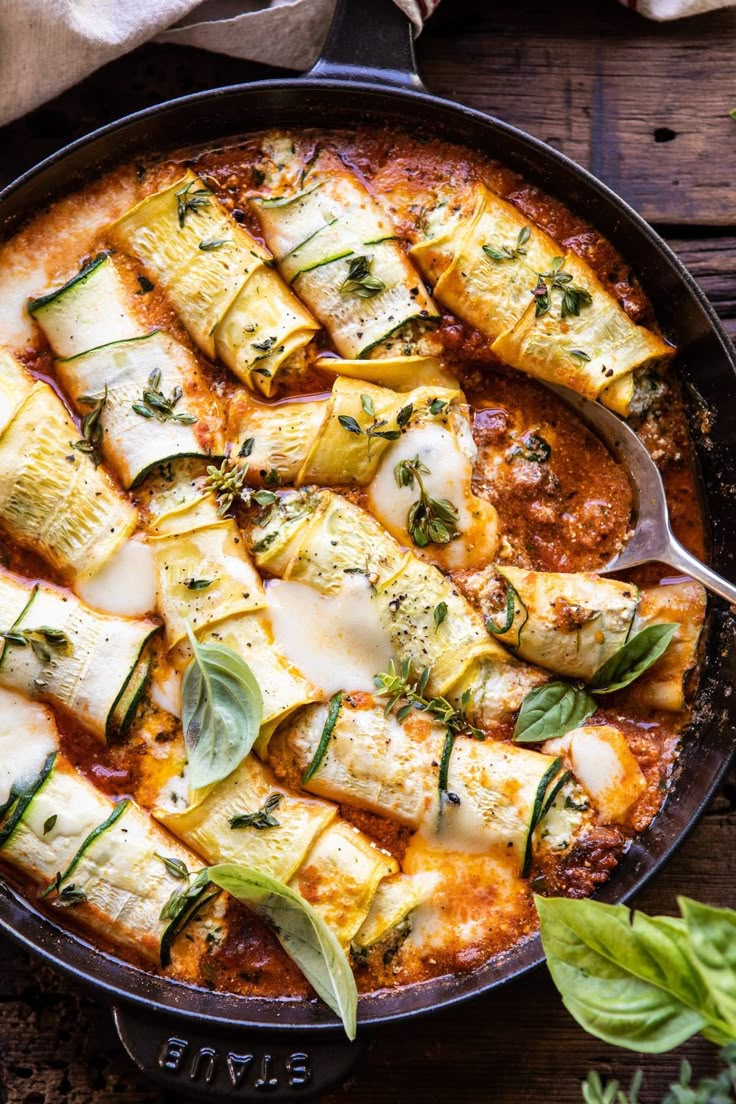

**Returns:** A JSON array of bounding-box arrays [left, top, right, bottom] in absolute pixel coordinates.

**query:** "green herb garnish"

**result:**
[[199, 237, 231, 251], [394, 456, 460, 547], [230, 792, 283, 831], [533, 257, 593, 319], [52, 884, 87, 908], [204, 459, 249, 517], [338, 393, 404, 458], [155, 854, 190, 881], [339, 254, 385, 298], [184, 578, 214, 591], [303, 692, 343, 783], [181, 624, 263, 791], [482, 224, 530, 262], [43, 814, 57, 835], [131, 368, 197, 425], [434, 601, 448, 631], [508, 430, 552, 464], [0, 626, 71, 664], [374, 658, 482, 739], [72, 385, 107, 465], [175, 180, 212, 228]]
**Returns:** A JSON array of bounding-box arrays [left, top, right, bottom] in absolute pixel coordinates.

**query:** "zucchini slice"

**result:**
[[269, 697, 443, 827], [544, 724, 646, 824], [413, 184, 561, 336], [289, 819, 397, 947], [213, 265, 319, 396], [150, 519, 267, 649], [630, 581, 707, 711], [0, 571, 159, 741], [491, 250, 674, 410], [252, 157, 438, 358], [0, 381, 138, 581], [155, 753, 336, 884], [109, 171, 318, 393], [351, 872, 432, 952], [0, 690, 58, 813], [493, 567, 640, 680], [28, 253, 144, 358], [0, 348, 33, 435], [227, 389, 329, 485], [315, 354, 459, 392], [56, 331, 222, 488]]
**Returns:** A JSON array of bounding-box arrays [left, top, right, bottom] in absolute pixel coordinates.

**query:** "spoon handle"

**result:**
[[665, 535, 736, 607]]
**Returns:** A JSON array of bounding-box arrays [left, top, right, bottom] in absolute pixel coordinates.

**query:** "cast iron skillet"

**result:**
[[1, 1, 736, 1098]]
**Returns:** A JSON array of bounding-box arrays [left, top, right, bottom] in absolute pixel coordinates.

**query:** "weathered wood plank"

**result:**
[[667, 235, 736, 340], [423, 0, 736, 225]]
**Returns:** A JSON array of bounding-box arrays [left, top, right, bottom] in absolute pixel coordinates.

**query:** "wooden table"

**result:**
[[1, 1, 735, 1100]]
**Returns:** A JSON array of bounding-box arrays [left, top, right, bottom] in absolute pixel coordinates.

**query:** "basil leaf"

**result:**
[[513, 681, 596, 744], [207, 863, 357, 1040], [182, 625, 263, 790], [680, 897, 736, 1033], [590, 622, 679, 694], [536, 896, 734, 1052]]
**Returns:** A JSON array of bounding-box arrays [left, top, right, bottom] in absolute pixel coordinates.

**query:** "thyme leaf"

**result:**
[[204, 459, 249, 517], [229, 792, 283, 831], [339, 255, 386, 299], [482, 224, 530, 262], [0, 626, 72, 665], [374, 658, 482, 740], [155, 854, 190, 881], [175, 180, 212, 228], [394, 456, 460, 547], [533, 257, 593, 319], [199, 237, 231, 251], [337, 393, 407, 458], [131, 368, 197, 425], [72, 385, 107, 465]]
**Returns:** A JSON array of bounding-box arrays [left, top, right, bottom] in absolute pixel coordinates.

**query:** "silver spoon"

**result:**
[[546, 383, 736, 606]]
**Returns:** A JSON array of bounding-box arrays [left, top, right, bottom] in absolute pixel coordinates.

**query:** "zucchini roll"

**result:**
[[0, 369, 137, 583], [482, 567, 704, 709], [252, 490, 544, 718], [109, 171, 319, 395], [251, 152, 438, 359], [0, 569, 158, 740], [0, 690, 206, 966], [30, 254, 223, 487], [156, 751, 412, 948], [543, 724, 646, 824], [411, 183, 674, 415], [269, 695, 590, 875], [147, 497, 320, 734]]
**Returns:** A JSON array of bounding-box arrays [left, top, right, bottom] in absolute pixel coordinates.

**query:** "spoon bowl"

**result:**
[[546, 384, 736, 606]]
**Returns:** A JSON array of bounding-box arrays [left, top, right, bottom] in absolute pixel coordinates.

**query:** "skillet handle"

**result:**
[[113, 1003, 365, 1101], [306, 0, 426, 91]]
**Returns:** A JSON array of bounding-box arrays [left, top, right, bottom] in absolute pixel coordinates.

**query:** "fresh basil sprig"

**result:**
[[181, 624, 263, 790], [537, 895, 736, 1053], [207, 864, 358, 1040], [514, 681, 596, 744], [589, 623, 679, 694], [513, 622, 679, 743]]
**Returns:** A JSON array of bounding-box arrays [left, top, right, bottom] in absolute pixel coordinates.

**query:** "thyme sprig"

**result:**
[[338, 394, 412, 458], [482, 224, 531, 262], [204, 459, 278, 518], [394, 456, 460, 547], [131, 368, 197, 425], [374, 658, 482, 740], [533, 257, 593, 319], [339, 254, 386, 298], [1, 626, 71, 664], [175, 180, 212, 228], [72, 385, 107, 465], [229, 792, 283, 831]]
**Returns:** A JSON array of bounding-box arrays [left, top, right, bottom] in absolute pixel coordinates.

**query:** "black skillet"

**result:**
[[1, 1, 736, 1098]]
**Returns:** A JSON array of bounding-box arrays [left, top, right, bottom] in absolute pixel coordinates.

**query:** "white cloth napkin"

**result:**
[[0, 0, 439, 128], [619, 0, 735, 16]]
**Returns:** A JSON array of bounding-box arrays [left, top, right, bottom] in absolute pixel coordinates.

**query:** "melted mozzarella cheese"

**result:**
[[266, 575, 393, 695], [368, 420, 498, 569], [0, 690, 58, 804], [544, 725, 646, 823], [75, 535, 157, 616], [150, 663, 183, 719]]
